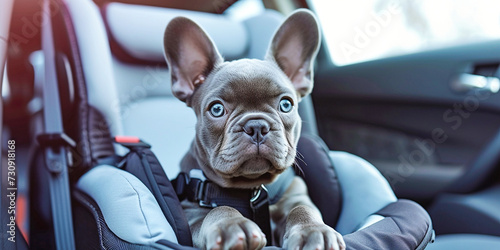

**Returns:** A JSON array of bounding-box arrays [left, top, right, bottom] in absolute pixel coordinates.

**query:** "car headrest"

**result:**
[[104, 3, 280, 63]]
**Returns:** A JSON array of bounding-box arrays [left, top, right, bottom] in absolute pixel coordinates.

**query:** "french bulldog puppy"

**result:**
[[163, 9, 345, 250]]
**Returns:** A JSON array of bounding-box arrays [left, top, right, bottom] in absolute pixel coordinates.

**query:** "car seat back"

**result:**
[[68, 0, 290, 180], [30, 1, 288, 248]]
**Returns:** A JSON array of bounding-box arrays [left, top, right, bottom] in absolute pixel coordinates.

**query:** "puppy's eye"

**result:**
[[279, 98, 293, 113], [209, 103, 225, 117]]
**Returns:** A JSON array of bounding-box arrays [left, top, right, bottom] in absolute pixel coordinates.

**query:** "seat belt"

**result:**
[[36, 0, 76, 249]]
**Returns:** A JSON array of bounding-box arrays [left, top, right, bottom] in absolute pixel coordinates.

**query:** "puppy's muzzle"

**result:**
[[243, 119, 270, 145]]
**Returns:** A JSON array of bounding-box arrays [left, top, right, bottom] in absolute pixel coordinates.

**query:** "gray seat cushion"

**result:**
[[76, 165, 178, 246], [426, 234, 500, 250]]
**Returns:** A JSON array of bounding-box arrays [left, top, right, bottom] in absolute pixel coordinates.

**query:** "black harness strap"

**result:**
[[250, 186, 272, 245], [112, 136, 193, 246], [175, 169, 274, 245]]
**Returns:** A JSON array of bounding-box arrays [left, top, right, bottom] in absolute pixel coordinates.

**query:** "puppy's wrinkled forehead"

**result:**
[[210, 59, 294, 103]]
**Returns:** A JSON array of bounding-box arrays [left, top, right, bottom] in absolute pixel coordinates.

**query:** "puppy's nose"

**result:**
[[243, 120, 270, 144]]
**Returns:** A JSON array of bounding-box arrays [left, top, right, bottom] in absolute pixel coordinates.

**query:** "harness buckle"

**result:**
[[196, 180, 217, 208], [250, 185, 268, 209], [198, 199, 216, 208]]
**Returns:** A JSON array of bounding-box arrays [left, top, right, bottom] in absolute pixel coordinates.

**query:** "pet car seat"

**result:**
[[29, 0, 436, 249]]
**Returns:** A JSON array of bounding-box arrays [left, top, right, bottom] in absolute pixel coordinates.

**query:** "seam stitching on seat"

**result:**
[[120, 173, 154, 239]]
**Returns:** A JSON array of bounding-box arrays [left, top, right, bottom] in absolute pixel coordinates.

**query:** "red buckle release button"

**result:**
[[114, 136, 141, 144]]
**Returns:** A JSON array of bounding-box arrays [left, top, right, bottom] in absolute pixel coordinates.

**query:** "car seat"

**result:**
[[29, 0, 434, 249]]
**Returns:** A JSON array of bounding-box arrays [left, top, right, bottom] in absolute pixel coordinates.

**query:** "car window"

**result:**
[[224, 0, 265, 20], [309, 0, 500, 66]]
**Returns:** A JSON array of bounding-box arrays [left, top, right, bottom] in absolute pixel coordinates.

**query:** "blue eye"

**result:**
[[210, 103, 225, 117], [279, 98, 293, 113]]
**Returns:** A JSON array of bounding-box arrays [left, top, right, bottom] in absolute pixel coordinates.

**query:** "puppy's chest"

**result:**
[[180, 167, 297, 222]]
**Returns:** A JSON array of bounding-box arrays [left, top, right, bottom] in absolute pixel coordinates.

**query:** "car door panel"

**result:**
[[313, 39, 500, 200]]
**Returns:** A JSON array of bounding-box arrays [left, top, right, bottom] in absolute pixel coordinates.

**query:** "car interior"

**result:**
[[1, 0, 500, 249]]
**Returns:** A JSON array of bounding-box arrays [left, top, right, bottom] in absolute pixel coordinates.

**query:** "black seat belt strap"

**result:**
[[37, 0, 76, 249]]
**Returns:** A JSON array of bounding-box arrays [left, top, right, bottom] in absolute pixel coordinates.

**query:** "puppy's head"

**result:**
[[164, 10, 320, 188]]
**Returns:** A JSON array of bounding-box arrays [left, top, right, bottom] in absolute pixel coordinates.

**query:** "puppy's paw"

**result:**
[[201, 217, 267, 250], [283, 223, 345, 250]]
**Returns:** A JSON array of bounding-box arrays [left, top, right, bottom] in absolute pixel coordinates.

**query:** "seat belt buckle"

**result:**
[[37, 133, 76, 173], [114, 136, 151, 150]]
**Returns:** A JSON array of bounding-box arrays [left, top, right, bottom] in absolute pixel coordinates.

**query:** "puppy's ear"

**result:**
[[164, 17, 222, 105], [267, 9, 321, 99]]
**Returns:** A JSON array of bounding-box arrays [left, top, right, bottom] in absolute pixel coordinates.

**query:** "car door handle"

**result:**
[[452, 73, 500, 93]]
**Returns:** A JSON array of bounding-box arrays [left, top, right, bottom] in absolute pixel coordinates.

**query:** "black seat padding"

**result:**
[[296, 134, 342, 227], [121, 144, 192, 246], [297, 135, 433, 250]]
